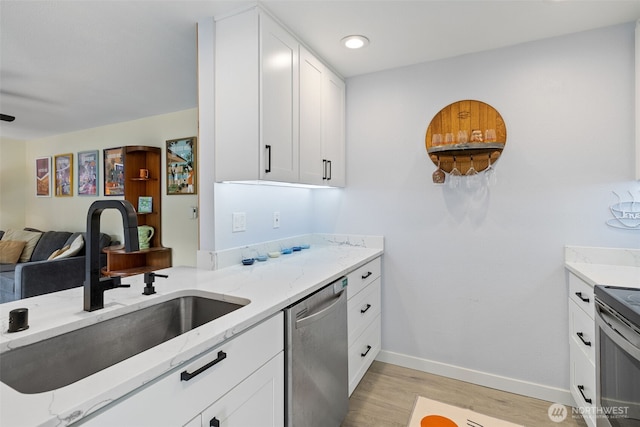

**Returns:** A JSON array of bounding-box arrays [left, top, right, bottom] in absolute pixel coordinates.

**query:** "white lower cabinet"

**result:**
[[78, 313, 284, 426], [347, 257, 382, 395], [567, 273, 596, 427], [187, 352, 284, 427]]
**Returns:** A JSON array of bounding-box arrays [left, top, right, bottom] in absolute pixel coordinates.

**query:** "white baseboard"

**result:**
[[376, 350, 576, 407]]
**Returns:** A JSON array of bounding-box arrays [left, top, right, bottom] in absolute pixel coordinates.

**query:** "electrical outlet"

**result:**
[[232, 212, 246, 232], [273, 211, 280, 228]]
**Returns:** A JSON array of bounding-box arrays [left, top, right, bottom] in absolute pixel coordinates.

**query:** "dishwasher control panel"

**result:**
[[333, 277, 348, 294]]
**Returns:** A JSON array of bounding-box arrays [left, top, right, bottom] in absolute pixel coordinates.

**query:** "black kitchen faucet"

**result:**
[[84, 200, 139, 311]]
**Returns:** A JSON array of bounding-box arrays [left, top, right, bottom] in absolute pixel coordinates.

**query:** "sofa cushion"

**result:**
[[1, 229, 43, 263], [30, 231, 73, 262], [65, 232, 111, 256], [0, 240, 27, 264], [0, 263, 17, 272], [50, 234, 84, 260]]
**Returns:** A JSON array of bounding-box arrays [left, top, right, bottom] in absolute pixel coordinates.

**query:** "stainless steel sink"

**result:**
[[0, 295, 248, 394]]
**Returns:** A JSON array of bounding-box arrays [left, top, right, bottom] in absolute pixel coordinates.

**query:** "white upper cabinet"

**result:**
[[299, 46, 346, 187], [210, 6, 345, 186], [322, 68, 346, 187], [635, 20, 639, 180], [259, 14, 299, 183], [299, 47, 325, 185]]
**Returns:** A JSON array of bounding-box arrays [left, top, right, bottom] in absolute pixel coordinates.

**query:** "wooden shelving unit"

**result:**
[[425, 100, 507, 174], [102, 145, 172, 277]]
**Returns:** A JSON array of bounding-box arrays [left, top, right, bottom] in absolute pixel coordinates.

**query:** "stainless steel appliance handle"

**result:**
[[596, 301, 640, 356], [296, 291, 345, 329]]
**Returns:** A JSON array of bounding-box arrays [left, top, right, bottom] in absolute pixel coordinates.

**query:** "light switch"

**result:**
[[232, 212, 246, 232]]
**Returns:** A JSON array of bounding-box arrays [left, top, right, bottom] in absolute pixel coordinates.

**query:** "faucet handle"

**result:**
[[110, 276, 130, 288]]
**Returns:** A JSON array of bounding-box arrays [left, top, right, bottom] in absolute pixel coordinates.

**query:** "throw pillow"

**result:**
[[1, 229, 43, 262], [47, 245, 69, 260], [0, 240, 27, 264], [52, 234, 84, 260]]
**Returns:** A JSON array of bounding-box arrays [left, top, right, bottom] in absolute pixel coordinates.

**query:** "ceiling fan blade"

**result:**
[[0, 114, 16, 122]]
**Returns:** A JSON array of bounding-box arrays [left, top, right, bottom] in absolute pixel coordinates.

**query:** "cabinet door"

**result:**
[[201, 352, 284, 427], [298, 47, 325, 185], [322, 69, 346, 187], [260, 13, 299, 183]]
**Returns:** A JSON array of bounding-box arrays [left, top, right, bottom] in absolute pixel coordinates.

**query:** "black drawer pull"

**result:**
[[361, 304, 372, 314], [210, 417, 220, 427], [361, 345, 372, 358], [362, 271, 372, 280], [576, 332, 591, 347], [578, 385, 592, 404], [575, 292, 590, 303], [180, 351, 227, 381]]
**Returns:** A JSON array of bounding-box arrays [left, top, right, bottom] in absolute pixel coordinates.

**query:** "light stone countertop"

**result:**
[[0, 241, 383, 427], [565, 245, 640, 289]]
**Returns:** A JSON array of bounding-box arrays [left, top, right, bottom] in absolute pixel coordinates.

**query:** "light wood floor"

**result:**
[[342, 361, 587, 427]]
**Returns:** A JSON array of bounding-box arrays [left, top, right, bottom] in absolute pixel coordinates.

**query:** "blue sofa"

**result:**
[[0, 229, 112, 303]]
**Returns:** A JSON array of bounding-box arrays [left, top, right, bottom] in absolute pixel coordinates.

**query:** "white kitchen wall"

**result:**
[[314, 22, 639, 402], [213, 183, 321, 250]]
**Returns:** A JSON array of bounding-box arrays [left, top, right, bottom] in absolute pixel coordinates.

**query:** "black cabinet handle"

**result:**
[[576, 332, 591, 347], [361, 345, 372, 357], [575, 292, 590, 303], [210, 417, 220, 427], [327, 160, 332, 180], [361, 304, 372, 314], [322, 159, 327, 180], [265, 145, 271, 173], [180, 351, 227, 381], [362, 271, 372, 280], [578, 385, 592, 404]]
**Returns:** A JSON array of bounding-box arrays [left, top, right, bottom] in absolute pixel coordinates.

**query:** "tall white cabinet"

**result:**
[[211, 6, 345, 187]]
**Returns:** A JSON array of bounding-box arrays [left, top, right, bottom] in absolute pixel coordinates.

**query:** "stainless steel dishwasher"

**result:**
[[285, 276, 349, 427]]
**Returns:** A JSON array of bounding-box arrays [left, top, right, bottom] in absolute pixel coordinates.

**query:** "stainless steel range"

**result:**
[[594, 285, 640, 427]]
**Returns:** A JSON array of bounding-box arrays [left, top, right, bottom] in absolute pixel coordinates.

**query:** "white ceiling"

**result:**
[[1, 0, 639, 141]]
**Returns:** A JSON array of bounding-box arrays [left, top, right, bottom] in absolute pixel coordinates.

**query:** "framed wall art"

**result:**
[[35, 157, 52, 197], [166, 136, 196, 195], [54, 153, 73, 197], [78, 150, 99, 196], [104, 147, 124, 196]]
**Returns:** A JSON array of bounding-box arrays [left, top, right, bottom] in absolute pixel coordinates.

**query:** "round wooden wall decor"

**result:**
[[425, 100, 506, 174]]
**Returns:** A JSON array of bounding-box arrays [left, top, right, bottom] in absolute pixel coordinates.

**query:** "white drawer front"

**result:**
[[82, 313, 284, 426], [347, 257, 381, 299], [569, 300, 596, 364], [569, 273, 594, 318], [569, 339, 596, 427], [348, 278, 381, 342], [348, 314, 381, 396]]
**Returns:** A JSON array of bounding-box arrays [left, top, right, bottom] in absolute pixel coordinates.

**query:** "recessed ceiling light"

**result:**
[[341, 35, 369, 49]]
